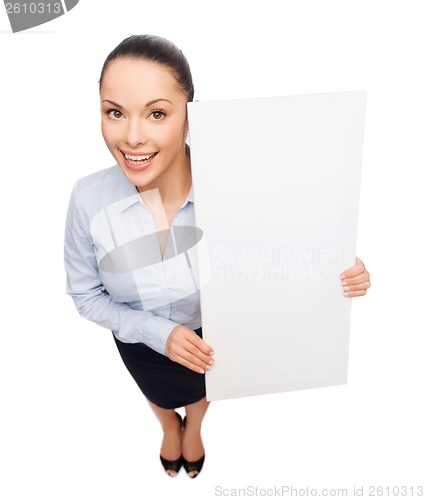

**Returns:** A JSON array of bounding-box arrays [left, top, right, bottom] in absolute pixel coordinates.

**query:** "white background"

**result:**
[[1, 1, 424, 498]]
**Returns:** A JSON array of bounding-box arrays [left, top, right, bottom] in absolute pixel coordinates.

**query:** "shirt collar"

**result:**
[[116, 164, 194, 213], [181, 184, 194, 208]]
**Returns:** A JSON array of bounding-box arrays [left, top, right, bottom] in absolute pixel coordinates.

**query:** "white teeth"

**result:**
[[125, 153, 155, 161]]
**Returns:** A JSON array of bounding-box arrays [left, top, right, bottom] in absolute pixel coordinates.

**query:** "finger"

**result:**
[[340, 270, 370, 286], [339, 256, 366, 279], [343, 288, 368, 297], [188, 331, 214, 356], [172, 353, 209, 374], [341, 280, 371, 294], [165, 327, 214, 369], [183, 338, 214, 367], [167, 343, 211, 373], [186, 348, 214, 369], [169, 336, 213, 369], [340, 263, 365, 279], [176, 339, 214, 372]]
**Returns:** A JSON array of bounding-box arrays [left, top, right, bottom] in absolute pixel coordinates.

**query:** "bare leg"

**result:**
[[183, 397, 210, 477], [146, 399, 182, 477]]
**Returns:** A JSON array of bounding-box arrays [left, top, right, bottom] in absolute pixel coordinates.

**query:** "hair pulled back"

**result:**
[[98, 34, 194, 103]]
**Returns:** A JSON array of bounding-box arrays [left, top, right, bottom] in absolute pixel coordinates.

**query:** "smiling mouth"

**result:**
[[121, 151, 158, 165]]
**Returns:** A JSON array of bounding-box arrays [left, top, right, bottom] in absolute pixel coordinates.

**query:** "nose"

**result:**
[[125, 117, 148, 147]]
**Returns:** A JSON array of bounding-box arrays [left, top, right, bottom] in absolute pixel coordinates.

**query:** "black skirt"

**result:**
[[113, 327, 206, 409]]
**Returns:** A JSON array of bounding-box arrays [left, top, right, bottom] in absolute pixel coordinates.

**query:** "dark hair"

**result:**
[[98, 34, 194, 102]]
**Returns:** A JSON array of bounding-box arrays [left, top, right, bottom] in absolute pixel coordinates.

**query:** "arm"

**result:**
[[64, 185, 178, 355], [64, 185, 214, 372], [339, 256, 371, 297]]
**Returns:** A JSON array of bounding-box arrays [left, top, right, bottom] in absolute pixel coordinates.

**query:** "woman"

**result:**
[[64, 34, 371, 478]]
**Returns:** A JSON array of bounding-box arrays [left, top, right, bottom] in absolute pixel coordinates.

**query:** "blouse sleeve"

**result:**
[[63, 184, 179, 356]]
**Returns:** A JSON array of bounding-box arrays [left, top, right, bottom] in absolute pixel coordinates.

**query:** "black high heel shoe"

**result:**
[[160, 412, 184, 477], [182, 416, 205, 478]]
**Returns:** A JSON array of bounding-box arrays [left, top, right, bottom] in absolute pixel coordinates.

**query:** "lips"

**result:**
[[120, 150, 158, 172]]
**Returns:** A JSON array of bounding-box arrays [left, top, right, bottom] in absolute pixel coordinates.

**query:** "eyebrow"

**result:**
[[101, 98, 173, 108]]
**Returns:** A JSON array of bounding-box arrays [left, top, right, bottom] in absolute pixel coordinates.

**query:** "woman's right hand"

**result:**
[[165, 325, 214, 374]]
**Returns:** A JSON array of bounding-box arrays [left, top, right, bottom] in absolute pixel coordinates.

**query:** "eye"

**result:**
[[150, 110, 166, 120], [105, 108, 123, 120]]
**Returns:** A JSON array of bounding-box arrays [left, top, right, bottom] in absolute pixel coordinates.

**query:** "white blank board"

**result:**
[[187, 91, 366, 401]]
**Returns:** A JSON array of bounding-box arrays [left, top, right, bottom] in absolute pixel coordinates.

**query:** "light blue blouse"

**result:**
[[64, 164, 202, 355]]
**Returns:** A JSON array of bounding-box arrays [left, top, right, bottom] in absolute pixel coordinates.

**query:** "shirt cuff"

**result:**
[[141, 315, 179, 355]]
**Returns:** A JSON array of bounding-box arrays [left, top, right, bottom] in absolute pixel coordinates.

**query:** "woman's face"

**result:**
[[100, 57, 189, 191]]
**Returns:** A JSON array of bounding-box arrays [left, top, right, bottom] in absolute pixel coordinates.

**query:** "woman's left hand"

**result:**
[[339, 256, 371, 297]]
